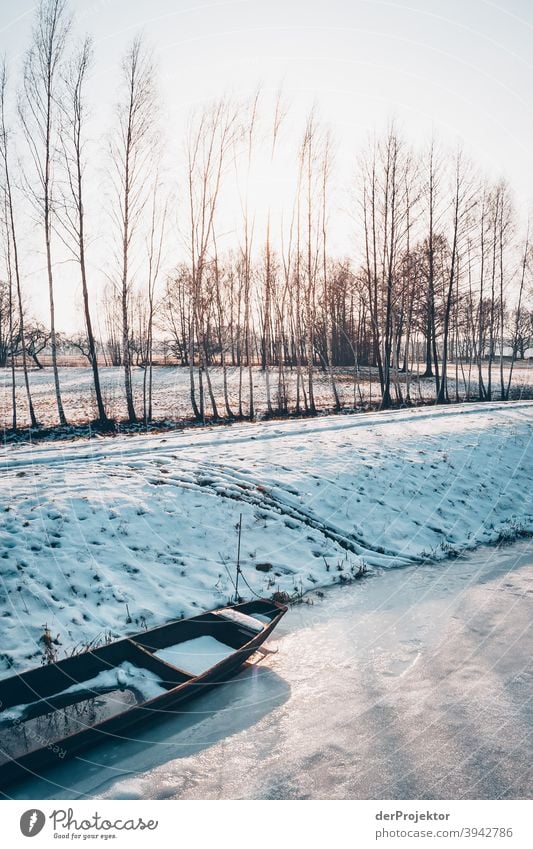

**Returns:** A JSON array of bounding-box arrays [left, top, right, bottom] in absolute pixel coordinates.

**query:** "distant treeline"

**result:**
[[1, 1, 531, 429]]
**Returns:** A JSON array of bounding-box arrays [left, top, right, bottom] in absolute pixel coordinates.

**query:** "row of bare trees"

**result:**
[[1, 0, 531, 431], [0, 0, 162, 427], [156, 115, 531, 421]]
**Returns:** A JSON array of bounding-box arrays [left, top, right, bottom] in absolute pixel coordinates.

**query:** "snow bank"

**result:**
[[0, 401, 531, 676]]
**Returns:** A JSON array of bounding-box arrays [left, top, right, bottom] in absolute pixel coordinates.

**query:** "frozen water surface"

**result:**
[[5, 540, 532, 800]]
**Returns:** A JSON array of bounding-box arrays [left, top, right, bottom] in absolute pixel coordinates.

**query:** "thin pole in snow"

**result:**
[[235, 513, 243, 603]]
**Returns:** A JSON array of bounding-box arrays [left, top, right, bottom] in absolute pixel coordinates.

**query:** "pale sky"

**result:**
[[1, 0, 532, 330]]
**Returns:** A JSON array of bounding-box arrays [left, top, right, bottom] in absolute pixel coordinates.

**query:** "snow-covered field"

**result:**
[[0, 401, 531, 676], [1, 363, 532, 427]]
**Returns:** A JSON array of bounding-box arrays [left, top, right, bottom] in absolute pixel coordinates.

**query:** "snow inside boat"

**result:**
[[0, 599, 286, 788]]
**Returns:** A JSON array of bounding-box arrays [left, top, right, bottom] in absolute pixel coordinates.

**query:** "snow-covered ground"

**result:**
[[0, 401, 531, 677], [1, 362, 532, 427]]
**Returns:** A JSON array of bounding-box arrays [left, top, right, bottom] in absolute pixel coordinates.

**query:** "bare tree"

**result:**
[[260, 90, 286, 416], [496, 181, 513, 400], [300, 111, 320, 414], [505, 223, 530, 397], [436, 151, 475, 403], [421, 139, 443, 391], [109, 35, 156, 423], [1, 197, 19, 428], [185, 97, 239, 421], [239, 91, 260, 419], [25, 321, 53, 369], [60, 36, 108, 424], [320, 130, 340, 410], [101, 282, 123, 367], [360, 137, 385, 402], [359, 127, 411, 409], [19, 0, 70, 425], [212, 248, 234, 418], [143, 175, 167, 423], [0, 60, 37, 428]]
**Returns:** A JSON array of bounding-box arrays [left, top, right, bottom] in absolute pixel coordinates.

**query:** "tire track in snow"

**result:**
[[154, 458, 421, 568]]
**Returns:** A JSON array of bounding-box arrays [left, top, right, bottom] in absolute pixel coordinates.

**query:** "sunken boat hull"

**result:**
[[0, 599, 286, 789]]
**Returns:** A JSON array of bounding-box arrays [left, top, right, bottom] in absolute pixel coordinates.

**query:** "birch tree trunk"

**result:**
[[20, 0, 70, 425], [0, 61, 37, 428]]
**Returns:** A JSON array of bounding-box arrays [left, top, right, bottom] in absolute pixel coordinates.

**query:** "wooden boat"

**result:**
[[0, 598, 286, 788]]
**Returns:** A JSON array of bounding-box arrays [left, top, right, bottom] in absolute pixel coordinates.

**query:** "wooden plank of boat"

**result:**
[[0, 598, 286, 789]]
